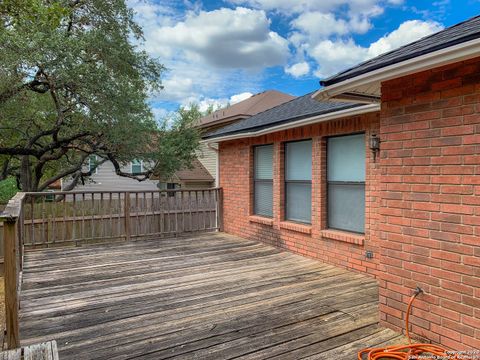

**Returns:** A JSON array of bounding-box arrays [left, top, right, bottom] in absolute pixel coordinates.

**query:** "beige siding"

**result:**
[[70, 161, 159, 192], [196, 143, 217, 184]]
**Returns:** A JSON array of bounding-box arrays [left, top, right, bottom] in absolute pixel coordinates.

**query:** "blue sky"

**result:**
[[127, 0, 480, 118]]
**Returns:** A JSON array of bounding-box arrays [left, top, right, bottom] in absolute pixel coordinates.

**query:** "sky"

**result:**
[[126, 0, 480, 119]]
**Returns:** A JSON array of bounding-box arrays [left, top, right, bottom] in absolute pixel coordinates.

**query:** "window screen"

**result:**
[[131, 160, 142, 175], [254, 145, 273, 217], [285, 140, 312, 223], [327, 133, 365, 233]]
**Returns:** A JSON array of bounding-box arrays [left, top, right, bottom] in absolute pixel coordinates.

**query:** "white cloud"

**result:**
[[292, 12, 350, 38], [311, 39, 367, 78], [181, 91, 254, 113], [230, 92, 253, 104], [308, 20, 443, 78], [128, 2, 284, 108], [367, 20, 443, 57], [285, 62, 310, 77], [228, 0, 382, 14], [148, 7, 289, 69]]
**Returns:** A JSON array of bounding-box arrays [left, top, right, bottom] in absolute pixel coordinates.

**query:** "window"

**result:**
[[253, 144, 273, 217], [285, 140, 312, 224], [88, 155, 98, 174], [327, 133, 365, 233], [131, 159, 142, 175]]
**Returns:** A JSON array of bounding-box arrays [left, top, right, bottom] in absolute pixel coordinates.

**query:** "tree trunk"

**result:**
[[19, 156, 34, 192]]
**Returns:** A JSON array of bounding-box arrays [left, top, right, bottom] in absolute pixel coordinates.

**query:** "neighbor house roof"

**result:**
[[174, 159, 214, 182], [151, 158, 214, 183], [321, 15, 480, 87], [198, 90, 295, 129], [314, 15, 480, 102], [204, 92, 378, 140]]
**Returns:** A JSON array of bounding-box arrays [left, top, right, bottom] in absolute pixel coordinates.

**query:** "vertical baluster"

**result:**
[[181, 191, 185, 233], [135, 192, 139, 238], [109, 192, 113, 239], [194, 191, 198, 231], [42, 196, 47, 246], [91, 193, 95, 240], [159, 191, 164, 236], [166, 190, 170, 234], [189, 191, 193, 232], [30, 195, 35, 246], [100, 192, 104, 239], [82, 193, 85, 241], [151, 192, 154, 235], [202, 190, 207, 230], [62, 193, 67, 243], [174, 191, 178, 235], [124, 192, 131, 241], [73, 193, 77, 245], [218, 188, 224, 232], [143, 191, 148, 235], [117, 193, 121, 239], [51, 197, 55, 245]]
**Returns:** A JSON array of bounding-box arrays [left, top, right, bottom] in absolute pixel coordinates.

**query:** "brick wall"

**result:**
[[379, 57, 480, 349], [219, 112, 381, 276]]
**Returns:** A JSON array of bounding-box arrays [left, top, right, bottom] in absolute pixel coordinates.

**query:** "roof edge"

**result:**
[[314, 37, 480, 102], [203, 103, 380, 143]]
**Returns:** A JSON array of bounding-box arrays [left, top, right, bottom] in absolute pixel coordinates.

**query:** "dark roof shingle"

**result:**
[[321, 15, 480, 87], [203, 92, 362, 139]]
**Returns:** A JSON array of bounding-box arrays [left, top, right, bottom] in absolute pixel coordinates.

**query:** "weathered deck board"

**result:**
[[20, 233, 401, 359]]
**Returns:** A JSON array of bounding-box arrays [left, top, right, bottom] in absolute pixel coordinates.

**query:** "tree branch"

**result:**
[[107, 153, 153, 181], [37, 152, 90, 191]]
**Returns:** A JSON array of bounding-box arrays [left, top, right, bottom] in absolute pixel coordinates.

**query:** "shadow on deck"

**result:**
[[19, 232, 403, 359]]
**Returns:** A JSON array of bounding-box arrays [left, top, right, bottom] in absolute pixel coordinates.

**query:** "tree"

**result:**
[[0, 0, 199, 192]]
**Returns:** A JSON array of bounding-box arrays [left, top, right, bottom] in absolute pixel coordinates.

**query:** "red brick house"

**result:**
[[204, 16, 480, 350]]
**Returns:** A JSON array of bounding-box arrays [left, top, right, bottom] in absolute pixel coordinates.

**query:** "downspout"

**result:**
[[207, 143, 219, 187]]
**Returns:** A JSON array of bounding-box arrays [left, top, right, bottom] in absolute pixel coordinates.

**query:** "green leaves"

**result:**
[[0, 0, 196, 191]]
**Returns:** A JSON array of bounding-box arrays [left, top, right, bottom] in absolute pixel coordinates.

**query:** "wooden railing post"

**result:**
[[217, 188, 224, 232], [124, 192, 131, 241], [3, 219, 19, 349], [0, 192, 25, 350]]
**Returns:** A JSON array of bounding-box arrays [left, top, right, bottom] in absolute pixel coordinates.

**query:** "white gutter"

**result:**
[[201, 103, 379, 144], [313, 37, 480, 101]]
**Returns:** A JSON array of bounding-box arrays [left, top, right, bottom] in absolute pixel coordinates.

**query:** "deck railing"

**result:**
[[0, 188, 223, 349]]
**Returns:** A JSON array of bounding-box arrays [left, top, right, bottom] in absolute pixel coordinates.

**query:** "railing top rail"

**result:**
[[24, 188, 221, 196], [0, 192, 26, 222]]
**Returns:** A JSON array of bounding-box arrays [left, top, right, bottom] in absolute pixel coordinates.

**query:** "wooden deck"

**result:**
[[19, 233, 404, 359]]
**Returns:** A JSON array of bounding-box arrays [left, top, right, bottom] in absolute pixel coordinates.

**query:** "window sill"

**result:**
[[321, 229, 364, 246], [279, 221, 312, 235], [249, 215, 274, 226]]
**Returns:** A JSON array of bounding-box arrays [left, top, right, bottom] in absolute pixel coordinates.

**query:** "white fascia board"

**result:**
[[202, 103, 379, 144], [313, 38, 480, 101]]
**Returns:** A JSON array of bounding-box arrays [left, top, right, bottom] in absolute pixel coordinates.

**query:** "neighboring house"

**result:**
[[204, 15, 480, 351], [67, 156, 214, 191], [68, 156, 159, 191], [154, 158, 214, 189], [196, 90, 295, 186]]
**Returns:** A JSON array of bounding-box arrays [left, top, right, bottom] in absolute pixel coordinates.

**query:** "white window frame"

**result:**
[[131, 160, 143, 175]]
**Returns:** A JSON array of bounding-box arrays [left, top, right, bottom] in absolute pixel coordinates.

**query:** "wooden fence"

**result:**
[[0, 188, 223, 349]]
